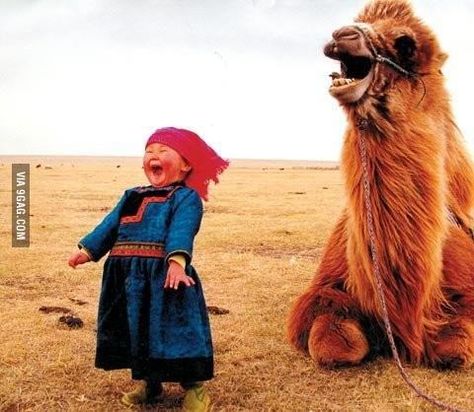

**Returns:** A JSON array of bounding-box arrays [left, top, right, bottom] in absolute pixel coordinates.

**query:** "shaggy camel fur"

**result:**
[[288, 0, 474, 370]]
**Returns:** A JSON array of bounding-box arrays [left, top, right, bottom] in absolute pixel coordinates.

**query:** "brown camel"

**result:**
[[288, 0, 474, 370]]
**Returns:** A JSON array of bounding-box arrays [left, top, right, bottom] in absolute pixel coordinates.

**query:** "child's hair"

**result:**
[[146, 127, 229, 201]]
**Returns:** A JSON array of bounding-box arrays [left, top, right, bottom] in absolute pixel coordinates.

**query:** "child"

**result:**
[[68, 127, 229, 411]]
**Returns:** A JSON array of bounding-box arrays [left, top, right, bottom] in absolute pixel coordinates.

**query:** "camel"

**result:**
[[288, 0, 474, 370]]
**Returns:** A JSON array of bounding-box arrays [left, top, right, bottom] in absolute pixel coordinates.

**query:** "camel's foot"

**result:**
[[431, 320, 474, 370], [308, 313, 369, 368]]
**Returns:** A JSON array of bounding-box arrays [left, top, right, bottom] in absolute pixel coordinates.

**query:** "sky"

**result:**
[[1, 0, 473, 161]]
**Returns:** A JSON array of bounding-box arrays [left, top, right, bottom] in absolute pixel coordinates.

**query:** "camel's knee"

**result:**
[[430, 319, 474, 370], [308, 313, 369, 368]]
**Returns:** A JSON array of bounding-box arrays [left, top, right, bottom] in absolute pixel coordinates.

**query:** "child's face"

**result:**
[[143, 143, 191, 187]]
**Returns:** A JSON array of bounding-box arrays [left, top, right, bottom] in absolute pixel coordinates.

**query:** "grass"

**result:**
[[1, 156, 472, 411]]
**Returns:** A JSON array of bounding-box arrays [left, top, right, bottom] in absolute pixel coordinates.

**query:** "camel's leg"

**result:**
[[427, 227, 474, 369], [307, 313, 369, 368], [288, 212, 370, 367], [430, 319, 474, 370]]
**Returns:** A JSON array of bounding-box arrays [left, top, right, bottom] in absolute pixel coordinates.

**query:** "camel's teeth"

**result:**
[[332, 78, 346, 86], [332, 78, 355, 87]]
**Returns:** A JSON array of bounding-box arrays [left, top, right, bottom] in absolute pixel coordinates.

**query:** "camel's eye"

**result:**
[[394, 35, 416, 60]]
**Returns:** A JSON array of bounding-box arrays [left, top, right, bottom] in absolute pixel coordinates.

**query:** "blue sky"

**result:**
[[1, 0, 473, 160]]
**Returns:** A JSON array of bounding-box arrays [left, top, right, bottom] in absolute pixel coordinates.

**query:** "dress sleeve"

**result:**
[[78, 190, 129, 262], [167, 253, 186, 268], [165, 189, 203, 264]]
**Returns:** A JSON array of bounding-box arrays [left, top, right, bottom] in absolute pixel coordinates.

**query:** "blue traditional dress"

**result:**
[[78, 183, 213, 382]]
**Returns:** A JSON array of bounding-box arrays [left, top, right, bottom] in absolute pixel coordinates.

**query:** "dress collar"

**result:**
[[137, 181, 185, 193]]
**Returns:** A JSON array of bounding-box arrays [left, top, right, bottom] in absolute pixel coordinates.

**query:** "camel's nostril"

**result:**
[[323, 40, 338, 57]]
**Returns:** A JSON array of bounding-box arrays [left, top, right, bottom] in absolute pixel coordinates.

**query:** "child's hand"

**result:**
[[68, 250, 91, 268], [164, 260, 195, 289]]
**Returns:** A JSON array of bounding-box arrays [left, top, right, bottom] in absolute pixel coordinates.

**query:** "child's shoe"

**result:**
[[182, 385, 211, 412], [121, 380, 163, 407]]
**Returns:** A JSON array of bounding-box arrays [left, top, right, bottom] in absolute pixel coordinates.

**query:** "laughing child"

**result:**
[[68, 127, 229, 411]]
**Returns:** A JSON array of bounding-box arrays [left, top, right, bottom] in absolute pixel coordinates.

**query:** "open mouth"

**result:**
[[328, 54, 374, 103], [149, 161, 163, 177], [151, 165, 162, 175]]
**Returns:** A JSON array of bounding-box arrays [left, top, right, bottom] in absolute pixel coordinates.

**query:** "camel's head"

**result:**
[[324, 0, 447, 108]]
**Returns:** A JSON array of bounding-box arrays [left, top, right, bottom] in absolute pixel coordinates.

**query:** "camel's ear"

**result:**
[[394, 34, 417, 60]]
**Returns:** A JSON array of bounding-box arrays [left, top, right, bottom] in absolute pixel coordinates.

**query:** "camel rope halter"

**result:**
[[354, 22, 466, 412]]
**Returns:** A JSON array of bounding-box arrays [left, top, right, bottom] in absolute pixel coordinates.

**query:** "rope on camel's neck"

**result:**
[[357, 123, 466, 412]]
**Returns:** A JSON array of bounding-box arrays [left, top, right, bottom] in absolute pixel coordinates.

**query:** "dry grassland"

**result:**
[[0, 156, 472, 411]]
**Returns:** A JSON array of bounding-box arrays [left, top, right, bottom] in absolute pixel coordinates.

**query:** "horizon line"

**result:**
[[0, 154, 340, 163]]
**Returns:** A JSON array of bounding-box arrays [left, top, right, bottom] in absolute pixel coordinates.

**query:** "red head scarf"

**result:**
[[146, 127, 229, 201]]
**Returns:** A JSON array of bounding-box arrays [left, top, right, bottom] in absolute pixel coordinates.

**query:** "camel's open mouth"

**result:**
[[328, 53, 374, 103]]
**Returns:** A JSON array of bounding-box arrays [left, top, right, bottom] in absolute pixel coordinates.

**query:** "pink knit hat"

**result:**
[[146, 127, 229, 201]]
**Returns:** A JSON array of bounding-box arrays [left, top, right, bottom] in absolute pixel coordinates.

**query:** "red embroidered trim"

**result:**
[[120, 188, 179, 224], [109, 242, 166, 258]]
